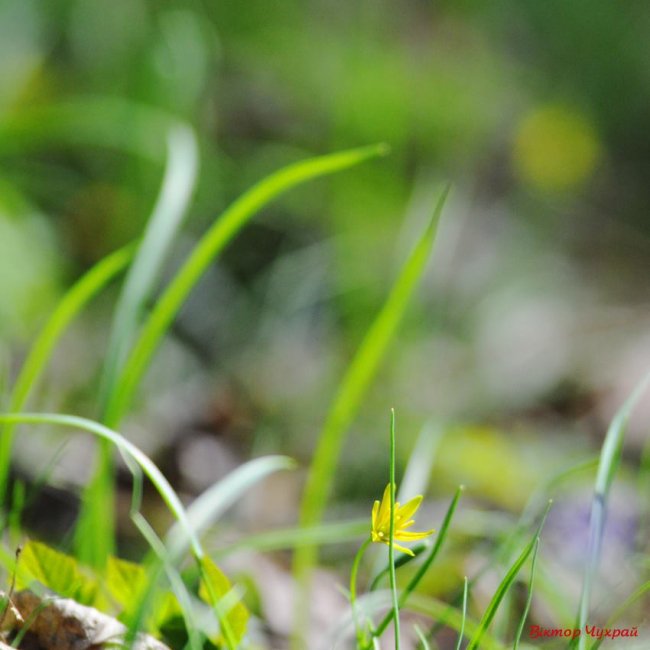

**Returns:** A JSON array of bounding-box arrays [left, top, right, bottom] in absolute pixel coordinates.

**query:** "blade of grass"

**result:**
[[589, 580, 650, 650], [456, 577, 469, 650], [127, 510, 205, 650], [216, 519, 368, 555], [76, 124, 199, 568], [0, 244, 134, 504], [165, 455, 296, 561], [104, 144, 388, 429], [574, 369, 650, 650], [100, 124, 199, 413], [466, 502, 552, 650], [512, 538, 540, 650], [369, 543, 430, 592], [415, 623, 430, 650], [636, 437, 650, 556], [292, 186, 450, 645], [388, 410, 401, 650], [369, 484, 464, 643], [399, 421, 442, 507]]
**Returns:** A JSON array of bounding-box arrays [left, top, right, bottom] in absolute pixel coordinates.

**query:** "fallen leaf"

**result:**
[[6, 591, 170, 650]]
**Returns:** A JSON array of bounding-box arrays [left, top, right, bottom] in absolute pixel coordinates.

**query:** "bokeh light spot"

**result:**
[[513, 104, 601, 192]]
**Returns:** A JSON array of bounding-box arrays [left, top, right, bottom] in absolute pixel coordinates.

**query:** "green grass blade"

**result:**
[[100, 124, 199, 414], [638, 437, 650, 547], [399, 421, 442, 505], [589, 580, 650, 650], [414, 624, 431, 650], [512, 538, 540, 650], [574, 369, 650, 650], [126, 512, 204, 650], [369, 543, 430, 592], [165, 455, 295, 561], [388, 410, 401, 650], [456, 576, 469, 650], [103, 143, 388, 429], [370, 484, 463, 642], [216, 519, 368, 555], [466, 502, 551, 650], [76, 124, 199, 568], [292, 186, 450, 642], [0, 245, 133, 504]]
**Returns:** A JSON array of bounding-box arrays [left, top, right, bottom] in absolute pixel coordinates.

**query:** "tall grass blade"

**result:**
[[388, 409, 401, 650], [104, 144, 388, 429], [456, 576, 469, 650], [0, 245, 133, 504], [100, 125, 199, 414], [217, 519, 368, 555], [126, 512, 204, 650], [165, 455, 295, 560], [414, 624, 431, 650], [399, 421, 441, 505], [589, 580, 650, 650], [466, 502, 551, 650], [76, 124, 199, 567], [512, 538, 540, 650], [292, 186, 450, 644], [574, 369, 650, 650], [369, 543, 430, 592]]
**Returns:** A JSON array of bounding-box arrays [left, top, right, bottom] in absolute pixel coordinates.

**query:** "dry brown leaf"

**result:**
[[5, 591, 169, 650]]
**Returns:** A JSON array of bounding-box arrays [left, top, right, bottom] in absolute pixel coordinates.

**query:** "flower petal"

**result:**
[[376, 483, 392, 530], [391, 541, 415, 556], [371, 499, 380, 531], [397, 495, 422, 522], [394, 529, 435, 541]]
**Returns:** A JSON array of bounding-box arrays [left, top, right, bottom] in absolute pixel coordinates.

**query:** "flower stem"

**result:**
[[350, 536, 372, 641], [389, 408, 400, 650]]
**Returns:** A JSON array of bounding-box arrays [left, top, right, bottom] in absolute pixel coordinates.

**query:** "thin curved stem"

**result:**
[[350, 537, 372, 642], [389, 408, 400, 650]]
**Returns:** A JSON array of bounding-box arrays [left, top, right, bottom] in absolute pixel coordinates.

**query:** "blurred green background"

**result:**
[[1, 0, 649, 643]]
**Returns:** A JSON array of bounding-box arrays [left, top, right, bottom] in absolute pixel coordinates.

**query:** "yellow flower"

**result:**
[[371, 483, 434, 556]]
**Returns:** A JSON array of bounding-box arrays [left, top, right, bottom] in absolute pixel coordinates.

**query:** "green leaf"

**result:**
[[199, 556, 249, 646], [106, 556, 148, 613], [18, 540, 97, 605]]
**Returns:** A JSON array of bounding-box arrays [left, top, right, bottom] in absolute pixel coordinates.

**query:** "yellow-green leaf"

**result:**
[[18, 540, 97, 605], [198, 557, 249, 646], [105, 556, 148, 613]]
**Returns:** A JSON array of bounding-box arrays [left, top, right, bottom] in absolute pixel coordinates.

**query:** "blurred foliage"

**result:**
[[1, 1, 649, 626]]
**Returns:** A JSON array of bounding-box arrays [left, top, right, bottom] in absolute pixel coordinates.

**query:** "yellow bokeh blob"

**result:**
[[513, 104, 601, 193]]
